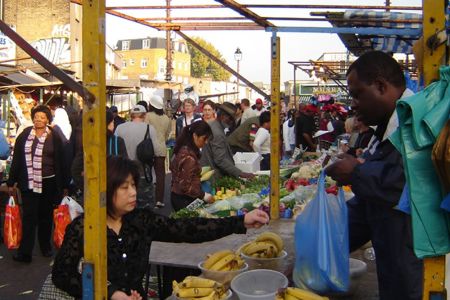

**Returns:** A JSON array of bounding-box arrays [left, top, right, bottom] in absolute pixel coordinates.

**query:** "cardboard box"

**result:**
[[233, 152, 261, 173]]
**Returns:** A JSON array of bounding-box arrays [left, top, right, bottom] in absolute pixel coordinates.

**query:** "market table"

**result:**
[[149, 219, 296, 298]]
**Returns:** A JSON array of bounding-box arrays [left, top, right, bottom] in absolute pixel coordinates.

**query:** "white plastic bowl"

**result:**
[[174, 289, 232, 300], [231, 269, 288, 300], [198, 261, 249, 285], [241, 250, 287, 272]]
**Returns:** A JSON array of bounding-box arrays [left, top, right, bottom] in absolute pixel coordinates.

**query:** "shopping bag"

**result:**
[[293, 171, 349, 293], [53, 204, 71, 248], [3, 196, 22, 249], [61, 196, 83, 220]]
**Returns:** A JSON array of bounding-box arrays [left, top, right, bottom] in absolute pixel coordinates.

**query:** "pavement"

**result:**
[[0, 175, 379, 300]]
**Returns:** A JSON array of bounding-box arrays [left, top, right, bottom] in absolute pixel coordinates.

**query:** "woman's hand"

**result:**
[[8, 187, 15, 197], [203, 192, 215, 204], [111, 290, 142, 300], [239, 172, 255, 179], [243, 209, 269, 229]]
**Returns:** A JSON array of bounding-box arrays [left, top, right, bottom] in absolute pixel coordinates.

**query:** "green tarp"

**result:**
[[390, 66, 450, 258]]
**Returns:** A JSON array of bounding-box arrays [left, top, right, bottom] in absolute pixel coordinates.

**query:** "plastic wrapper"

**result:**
[[4, 196, 22, 249], [280, 184, 317, 205], [293, 171, 349, 293], [53, 204, 71, 248]]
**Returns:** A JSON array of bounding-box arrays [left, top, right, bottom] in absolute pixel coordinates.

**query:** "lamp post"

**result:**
[[234, 47, 242, 100]]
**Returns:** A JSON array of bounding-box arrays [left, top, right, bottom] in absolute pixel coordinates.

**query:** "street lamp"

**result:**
[[234, 47, 242, 100]]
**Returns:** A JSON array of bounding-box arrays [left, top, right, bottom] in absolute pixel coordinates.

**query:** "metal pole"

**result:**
[[164, 0, 173, 109], [270, 32, 280, 220], [236, 60, 240, 100], [293, 65, 297, 110]]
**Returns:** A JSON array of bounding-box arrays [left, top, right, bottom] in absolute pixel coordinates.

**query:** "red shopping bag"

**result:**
[[53, 204, 71, 248], [4, 196, 22, 249]]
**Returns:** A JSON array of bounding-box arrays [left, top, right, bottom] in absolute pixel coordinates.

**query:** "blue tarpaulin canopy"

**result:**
[[315, 10, 422, 56]]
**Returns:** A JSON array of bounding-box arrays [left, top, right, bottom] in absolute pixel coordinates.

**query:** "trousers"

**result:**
[[19, 177, 59, 256], [347, 196, 423, 300]]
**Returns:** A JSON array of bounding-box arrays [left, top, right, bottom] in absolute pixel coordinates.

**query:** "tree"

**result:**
[[187, 36, 230, 81]]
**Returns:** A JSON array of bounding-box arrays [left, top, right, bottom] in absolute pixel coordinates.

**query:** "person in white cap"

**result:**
[[145, 95, 172, 208], [115, 104, 157, 209]]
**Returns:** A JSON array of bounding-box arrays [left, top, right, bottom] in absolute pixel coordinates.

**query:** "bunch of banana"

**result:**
[[202, 249, 245, 271], [275, 287, 329, 300], [238, 231, 284, 258], [201, 167, 215, 181], [172, 276, 227, 299]]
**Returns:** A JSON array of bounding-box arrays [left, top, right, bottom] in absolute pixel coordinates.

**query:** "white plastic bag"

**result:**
[[61, 196, 84, 220]]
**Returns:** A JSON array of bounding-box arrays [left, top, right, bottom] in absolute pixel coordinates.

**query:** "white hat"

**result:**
[[149, 95, 164, 110], [130, 104, 146, 114]]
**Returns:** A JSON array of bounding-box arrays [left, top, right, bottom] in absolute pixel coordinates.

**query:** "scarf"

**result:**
[[25, 127, 50, 193]]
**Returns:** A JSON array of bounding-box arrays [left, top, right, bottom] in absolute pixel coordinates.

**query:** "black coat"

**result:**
[[7, 126, 70, 197]]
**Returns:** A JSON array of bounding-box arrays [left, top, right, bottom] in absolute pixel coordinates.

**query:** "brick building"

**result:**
[[116, 37, 191, 83]]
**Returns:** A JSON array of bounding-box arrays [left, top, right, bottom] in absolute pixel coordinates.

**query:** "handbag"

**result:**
[[136, 125, 154, 182], [53, 204, 71, 248], [4, 196, 22, 249]]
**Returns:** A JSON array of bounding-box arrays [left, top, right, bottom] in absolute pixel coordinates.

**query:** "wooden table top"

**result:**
[[149, 218, 296, 271]]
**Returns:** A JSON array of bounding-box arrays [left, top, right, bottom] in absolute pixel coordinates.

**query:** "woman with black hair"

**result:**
[[8, 105, 70, 262], [52, 156, 269, 300], [170, 120, 213, 211]]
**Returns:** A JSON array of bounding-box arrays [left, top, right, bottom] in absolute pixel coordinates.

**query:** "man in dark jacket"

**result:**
[[326, 51, 422, 300]]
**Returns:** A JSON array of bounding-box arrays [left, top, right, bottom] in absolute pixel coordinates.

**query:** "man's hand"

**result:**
[[325, 153, 361, 185], [239, 172, 255, 179]]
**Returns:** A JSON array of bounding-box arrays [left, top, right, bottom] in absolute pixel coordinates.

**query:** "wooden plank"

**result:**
[[82, 0, 107, 298], [270, 34, 280, 220]]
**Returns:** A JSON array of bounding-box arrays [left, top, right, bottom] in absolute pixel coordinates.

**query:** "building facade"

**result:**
[[2, 0, 121, 80], [116, 37, 191, 83]]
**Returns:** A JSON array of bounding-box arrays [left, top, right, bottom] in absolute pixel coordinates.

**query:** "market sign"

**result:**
[[312, 86, 340, 94], [0, 25, 17, 66]]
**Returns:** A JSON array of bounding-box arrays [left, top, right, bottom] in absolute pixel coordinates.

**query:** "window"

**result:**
[[122, 41, 130, 51], [129, 59, 135, 66], [141, 58, 148, 68], [142, 39, 150, 49]]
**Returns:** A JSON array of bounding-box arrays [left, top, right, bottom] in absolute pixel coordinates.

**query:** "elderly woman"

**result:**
[[52, 156, 269, 300], [8, 105, 69, 263], [175, 98, 202, 137]]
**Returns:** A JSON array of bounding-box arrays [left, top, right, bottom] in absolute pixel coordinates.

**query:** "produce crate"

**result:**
[[233, 152, 260, 173]]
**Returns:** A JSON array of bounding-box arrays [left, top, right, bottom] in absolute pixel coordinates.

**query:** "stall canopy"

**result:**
[[314, 10, 422, 56]]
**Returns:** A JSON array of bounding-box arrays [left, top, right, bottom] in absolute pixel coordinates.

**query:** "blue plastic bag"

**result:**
[[293, 171, 349, 293]]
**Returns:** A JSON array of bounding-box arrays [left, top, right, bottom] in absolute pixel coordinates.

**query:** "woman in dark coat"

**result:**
[[7, 105, 70, 263], [52, 156, 269, 299]]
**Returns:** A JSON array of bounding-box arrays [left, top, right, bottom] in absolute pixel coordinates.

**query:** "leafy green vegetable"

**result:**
[[213, 176, 243, 190], [170, 208, 200, 219]]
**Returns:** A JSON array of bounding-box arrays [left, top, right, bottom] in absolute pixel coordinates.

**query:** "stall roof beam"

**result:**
[[245, 4, 421, 11], [215, 0, 274, 27], [267, 26, 421, 36]]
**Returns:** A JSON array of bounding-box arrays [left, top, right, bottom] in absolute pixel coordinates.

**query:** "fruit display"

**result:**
[[172, 276, 227, 299], [276, 287, 329, 300], [238, 231, 284, 258], [202, 250, 245, 271]]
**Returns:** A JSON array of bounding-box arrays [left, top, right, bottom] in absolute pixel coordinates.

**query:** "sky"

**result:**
[[105, 0, 421, 84]]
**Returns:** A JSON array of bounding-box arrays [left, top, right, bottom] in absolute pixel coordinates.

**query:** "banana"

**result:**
[[236, 241, 253, 255], [284, 293, 299, 300], [256, 231, 284, 253], [201, 170, 215, 181], [180, 276, 219, 288], [176, 287, 215, 298], [285, 287, 329, 300], [201, 166, 211, 176], [203, 250, 234, 269], [210, 253, 235, 271], [243, 241, 275, 256]]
